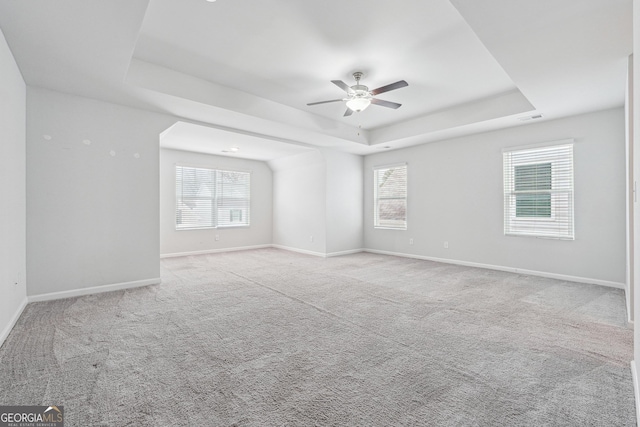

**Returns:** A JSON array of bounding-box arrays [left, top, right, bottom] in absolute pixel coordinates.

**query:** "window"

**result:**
[[374, 163, 407, 229], [503, 142, 574, 239], [175, 165, 250, 230], [216, 170, 251, 227], [514, 162, 552, 218]]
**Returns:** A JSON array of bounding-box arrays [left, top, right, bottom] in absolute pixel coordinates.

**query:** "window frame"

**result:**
[[503, 141, 574, 240], [373, 163, 408, 230], [175, 164, 251, 231]]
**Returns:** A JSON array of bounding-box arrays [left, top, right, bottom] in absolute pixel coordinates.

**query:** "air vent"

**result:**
[[518, 114, 543, 122]]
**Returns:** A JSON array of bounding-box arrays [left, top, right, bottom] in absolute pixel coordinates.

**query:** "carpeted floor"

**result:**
[[0, 248, 635, 426]]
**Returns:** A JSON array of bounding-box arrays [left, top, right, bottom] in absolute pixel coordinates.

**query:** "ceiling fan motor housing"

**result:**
[[350, 84, 370, 95], [347, 73, 373, 112]]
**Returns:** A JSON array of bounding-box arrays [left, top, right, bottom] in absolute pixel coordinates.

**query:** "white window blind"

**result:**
[[374, 164, 407, 229], [176, 165, 250, 230], [503, 143, 574, 239], [216, 170, 251, 227]]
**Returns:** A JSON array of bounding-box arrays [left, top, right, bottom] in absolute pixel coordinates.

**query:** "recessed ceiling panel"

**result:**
[[134, 0, 520, 130], [0, 0, 629, 155]]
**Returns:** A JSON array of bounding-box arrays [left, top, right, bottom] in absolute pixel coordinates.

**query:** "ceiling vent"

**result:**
[[518, 114, 543, 122]]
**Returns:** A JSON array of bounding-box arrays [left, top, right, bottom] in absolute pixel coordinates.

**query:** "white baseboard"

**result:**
[[625, 280, 632, 323], [28, 278, 160, 303], [165, 244, 365, 259], [326, 248, 364, 257], [0, 297, 28, 349], [628, 283, 634, 324], [363, 249, 625, 289], [632, 361, 640, 426], [160, 244, 272, 259], [270, 245, 364, 258], [271, 244, 328, 258]]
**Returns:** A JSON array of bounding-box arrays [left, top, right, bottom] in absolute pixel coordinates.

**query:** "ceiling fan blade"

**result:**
[[332, 80, 353, 94], [307, 99, 344, 106], [371, 98, 402, 109], [343, 108, 353, 117], [371, 80, 408, 96]]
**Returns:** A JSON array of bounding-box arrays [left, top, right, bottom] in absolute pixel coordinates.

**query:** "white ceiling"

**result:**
[[0, 0, 632, 160], [160, 121, 313, 161]]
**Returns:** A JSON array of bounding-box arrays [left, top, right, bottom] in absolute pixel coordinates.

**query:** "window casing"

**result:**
[[374, 164, 407, 229], [175, 165, 250, 230], [503, 142, 574, 239]]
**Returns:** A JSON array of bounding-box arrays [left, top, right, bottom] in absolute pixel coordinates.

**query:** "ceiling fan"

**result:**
[[307, 72, 408, 117]]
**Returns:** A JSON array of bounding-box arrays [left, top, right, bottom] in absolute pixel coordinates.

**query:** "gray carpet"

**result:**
[[0, 248, 635, 426]]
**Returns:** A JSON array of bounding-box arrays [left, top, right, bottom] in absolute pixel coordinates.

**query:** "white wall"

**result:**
[[26, 87, 175, 297], [270, 149, 364, 256], [365, 108, 626, 285], [0, 28, 27, 344], [270, 150, 327, 255], [323, 149, 364, 255], [633, 0, 640, 421], [160, 148, 273, 256], [626, 55, 634, 322]]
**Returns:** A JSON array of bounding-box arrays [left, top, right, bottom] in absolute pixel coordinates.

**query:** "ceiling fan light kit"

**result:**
[[307, 72, 408, 117], [346, 97, 371, 112]]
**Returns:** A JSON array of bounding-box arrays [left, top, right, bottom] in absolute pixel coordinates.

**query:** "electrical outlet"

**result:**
[[310, 236, 314, 242], [409, 238, 414, 245], [444, 241, 449, 249], [215, 235, 220, 241]]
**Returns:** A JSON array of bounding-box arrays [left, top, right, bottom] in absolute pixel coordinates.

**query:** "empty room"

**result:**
[[1, 0, 639, 425]]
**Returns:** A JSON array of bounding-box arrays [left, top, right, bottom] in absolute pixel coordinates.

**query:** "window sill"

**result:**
[[374, 226, 407, 231], [175, 225, 250, 231], [504, 233, 574, 241]]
